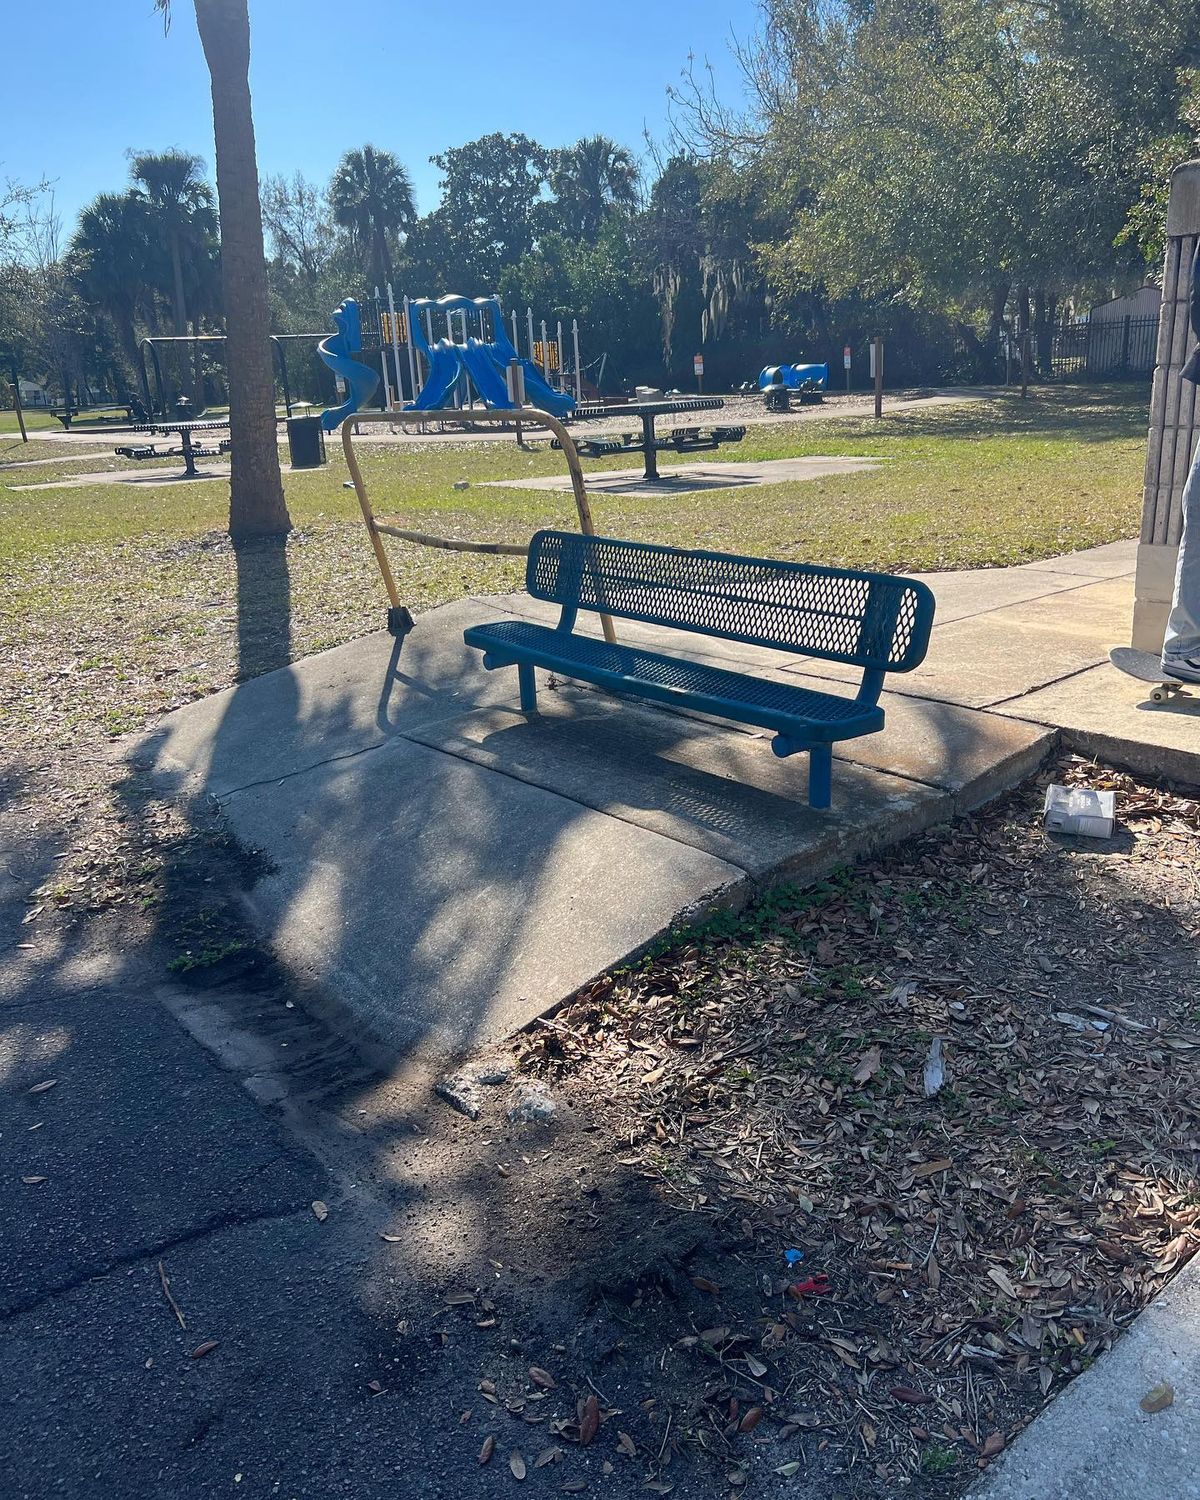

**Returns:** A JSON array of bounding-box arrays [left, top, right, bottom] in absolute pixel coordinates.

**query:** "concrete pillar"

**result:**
[[1134, 161, 1200, 649]]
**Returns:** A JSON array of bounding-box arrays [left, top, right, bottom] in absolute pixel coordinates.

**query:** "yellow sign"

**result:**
[[533, 340, 560, 372], [380, 310, 409, 345]]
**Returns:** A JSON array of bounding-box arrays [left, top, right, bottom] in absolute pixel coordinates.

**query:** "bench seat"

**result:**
[[464, 619, 882, 742], [462, 530, 934, 808]]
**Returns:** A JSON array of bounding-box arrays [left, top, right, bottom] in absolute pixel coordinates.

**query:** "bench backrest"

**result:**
[[526, 530, 935, 673]]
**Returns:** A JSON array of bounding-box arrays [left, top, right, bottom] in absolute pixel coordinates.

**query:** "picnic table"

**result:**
[[118, 418, 231, 477], [51, 401, 141, 429], [566, 397, 744, 481]]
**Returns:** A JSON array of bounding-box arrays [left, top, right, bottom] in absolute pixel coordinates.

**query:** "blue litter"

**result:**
[[784, 1249, 805, 1267]]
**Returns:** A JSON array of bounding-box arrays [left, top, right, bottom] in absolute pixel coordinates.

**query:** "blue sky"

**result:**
[[7, 0, 758, 236]]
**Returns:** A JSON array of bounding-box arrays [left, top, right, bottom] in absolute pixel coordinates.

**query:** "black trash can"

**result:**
[[286, 415, 326, 469]]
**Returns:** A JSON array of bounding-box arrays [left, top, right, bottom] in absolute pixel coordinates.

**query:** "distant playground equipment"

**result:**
[[759, 362, 829, 410], [404, 293, 574, 417], [317, 297, 614, 642], [352, 283, 588, 413]]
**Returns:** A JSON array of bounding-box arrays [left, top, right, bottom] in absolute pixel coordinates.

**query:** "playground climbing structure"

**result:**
[[316, 298, 612, 642]]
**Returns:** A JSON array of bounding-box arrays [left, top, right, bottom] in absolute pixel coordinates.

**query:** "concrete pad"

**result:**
[[994, 662, 1200, 785], [133, 598, 540, 798], [764, 674, 1055, 807], [406, 688, 944, 878], [973, 1256, 1200, 1500], [484, 455, 880, 497], [1020, 537, 1138, 578], [908, 568, 1099, 624], [782, 578, 1132, 708], [221, 733, 742, 1059]]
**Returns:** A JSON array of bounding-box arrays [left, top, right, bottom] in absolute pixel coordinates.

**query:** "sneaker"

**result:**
[[1162, 654, 1200, 683]]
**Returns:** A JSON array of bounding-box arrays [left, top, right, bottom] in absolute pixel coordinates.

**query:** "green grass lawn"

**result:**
[[0, 385, 1146, 747]]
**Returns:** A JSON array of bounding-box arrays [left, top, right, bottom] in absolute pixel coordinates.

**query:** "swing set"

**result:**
[[318, 297, 615, 642]]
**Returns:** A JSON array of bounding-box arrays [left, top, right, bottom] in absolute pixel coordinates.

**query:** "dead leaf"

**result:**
[[510, 1451, 527, 1480], [744, 1354, 768, 1378], [366, 1379, 384, 1394], [987, 1266, 1019, 1299], [774, 1462, 802, 1477], [981, 1432, 1005, 1457], [853, 1044, 882, 1084], [445, 1291, 476, 1306], [379, 1233, 402, 1243], [690, 1275, 720, 1293], [579, 1394, 600, 1446], [190, 1340, 219, 1359], [561, 1482, 587, 1494], [529, 1366, 556, 1390], [890, 1386, 933, 1405], [534, 1446, 564, 1468], [21, 1175, 46, 1185], [911, 1158, 953, 1178], [28, 1079, 57, 1094], [311, 1200, 328, 1222], [1140, 1382, 1174, 1414], [739, 1406, 764, 1432], [617, 1430, 637, 1456], [478, 1435, 495, 1466]]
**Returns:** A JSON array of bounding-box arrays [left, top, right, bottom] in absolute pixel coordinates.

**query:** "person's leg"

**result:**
[[1162, 437, 1200, 678]]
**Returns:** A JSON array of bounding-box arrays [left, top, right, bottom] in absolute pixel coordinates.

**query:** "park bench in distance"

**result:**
[[463, 530, 935, 809]]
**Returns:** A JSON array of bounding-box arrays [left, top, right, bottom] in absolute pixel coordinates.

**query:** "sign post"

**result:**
[[693, 352, 704, 394], [10, 382, 28, 442], [843, 344, 851, 394], [871, 336, 884, 419]]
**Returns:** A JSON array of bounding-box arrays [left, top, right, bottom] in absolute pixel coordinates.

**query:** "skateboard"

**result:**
[[1109, 647, 1193, 704]]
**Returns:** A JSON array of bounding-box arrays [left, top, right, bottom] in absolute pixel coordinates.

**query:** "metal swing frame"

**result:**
[[339, 406, 616, 642]]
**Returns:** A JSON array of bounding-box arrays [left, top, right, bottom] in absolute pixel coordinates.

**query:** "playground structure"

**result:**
[[404, 294, 574, 417], [355, 284, 589, 412], [759, 362, 829, 403], [317, 297, 613, 642]]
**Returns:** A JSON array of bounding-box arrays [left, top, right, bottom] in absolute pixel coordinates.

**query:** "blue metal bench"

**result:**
[[463, 531, 935, 808]]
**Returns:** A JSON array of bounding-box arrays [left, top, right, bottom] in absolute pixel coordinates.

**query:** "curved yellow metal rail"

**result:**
[[340, 407, 615, 643]]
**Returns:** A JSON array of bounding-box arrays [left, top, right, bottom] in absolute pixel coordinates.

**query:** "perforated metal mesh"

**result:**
[[527, 532, 933, 672], [472, 621, 877, 727]]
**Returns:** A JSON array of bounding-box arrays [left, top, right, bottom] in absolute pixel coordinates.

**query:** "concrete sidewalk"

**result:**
[[134, 534, 1197, 1068]]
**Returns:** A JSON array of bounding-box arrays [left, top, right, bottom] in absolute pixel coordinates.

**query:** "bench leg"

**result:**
[[518, 662, 538, 713], [808, 744, 833, 810]]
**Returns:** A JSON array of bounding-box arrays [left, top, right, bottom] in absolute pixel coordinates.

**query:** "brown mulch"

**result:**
[[514, 757, 1200, 1493]]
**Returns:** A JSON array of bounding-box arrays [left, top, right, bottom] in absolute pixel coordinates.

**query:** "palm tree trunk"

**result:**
[[193, 0, 290, 538], [169, 234, 188, 336]]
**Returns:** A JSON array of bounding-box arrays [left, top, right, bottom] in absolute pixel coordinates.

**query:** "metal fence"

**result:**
[[1043, 316, 1159, 381]]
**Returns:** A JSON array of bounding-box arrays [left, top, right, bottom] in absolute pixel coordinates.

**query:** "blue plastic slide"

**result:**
[[317, 299, 380, 431], [758, 362, 829, 391], [407, 293, 575, 418]]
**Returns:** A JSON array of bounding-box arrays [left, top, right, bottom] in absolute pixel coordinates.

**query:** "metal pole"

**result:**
[[511, 309, 520, 352], [403, 295, 418, 404], [375, 289, 393, 409], [10, 381, 28, 442], [872, 336, 883, 419], [540, 320, 549, 375], [556, 319, 563, 390], [527, 308, 535, 362], [572, 319, 582, 401], [387, 283, 405, 404]]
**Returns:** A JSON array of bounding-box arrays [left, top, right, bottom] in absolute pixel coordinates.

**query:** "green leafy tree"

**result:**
[[70, 192, 158, 400], [429, 133, 549, 288], [545, 136, 639, 241], [129, 148, 218, 337], [329, 146, 415, 290]]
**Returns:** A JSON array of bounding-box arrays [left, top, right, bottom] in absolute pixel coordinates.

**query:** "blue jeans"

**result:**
[[1163, 438, 1200, 666]]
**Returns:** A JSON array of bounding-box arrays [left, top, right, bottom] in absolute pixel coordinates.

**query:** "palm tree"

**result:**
[[329, 146, 415, 289], [155, 0, 290, 538], [548, 136, 639, 241], [71, 192, 158, 403], [129, 149, 217, 338]]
